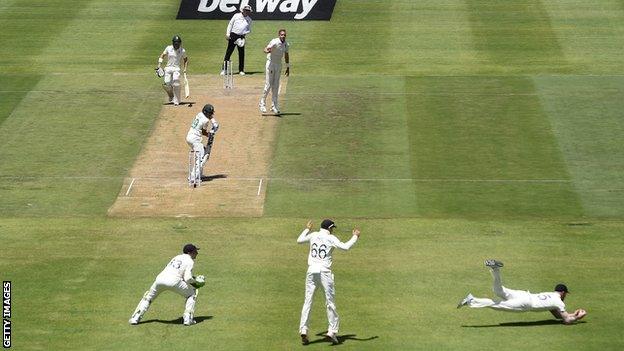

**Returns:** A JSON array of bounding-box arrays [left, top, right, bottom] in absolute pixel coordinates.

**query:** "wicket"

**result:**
[[223, 60, 233, 89], [188, 150, 201, 188]]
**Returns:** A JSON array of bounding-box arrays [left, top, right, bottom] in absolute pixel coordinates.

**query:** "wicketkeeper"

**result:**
[[186, 104, 219, 184], [129, 244, 205, 326], [156, 35, 188, 106]]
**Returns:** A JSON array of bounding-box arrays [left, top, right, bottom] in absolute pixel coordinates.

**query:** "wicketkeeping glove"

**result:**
[[190, 275, 205, 289], [155, 67, 165, 78]]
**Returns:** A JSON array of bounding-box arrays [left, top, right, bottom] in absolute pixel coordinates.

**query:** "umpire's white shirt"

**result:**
[[266, 38, 289, 64], [297, 228, 358, 273], [158, 253, 195, 283], [163, 45, 187, 68], [226, 12, 252, 36]]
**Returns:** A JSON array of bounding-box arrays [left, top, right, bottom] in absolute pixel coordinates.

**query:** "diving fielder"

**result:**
[[186, 104, 219, 184], [259, 29, 290, 114], [157, 35, 188, 106], [457, 259, 587, 324], [129, 244, 203, 326], [297, 219, 361, 345]]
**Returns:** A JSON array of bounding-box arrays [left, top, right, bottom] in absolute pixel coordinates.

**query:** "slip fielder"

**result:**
[[297, 219, 361, 345], [457, 259, 587, 324]]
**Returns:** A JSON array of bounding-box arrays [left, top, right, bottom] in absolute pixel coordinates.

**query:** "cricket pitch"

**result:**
[[108, 74, 282, 217]]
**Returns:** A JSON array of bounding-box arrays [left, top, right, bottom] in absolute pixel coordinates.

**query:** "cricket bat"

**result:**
[[184, 73, 190, 98]]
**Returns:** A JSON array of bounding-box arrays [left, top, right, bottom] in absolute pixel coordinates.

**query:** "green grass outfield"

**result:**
[[1, 0, 623, 350]]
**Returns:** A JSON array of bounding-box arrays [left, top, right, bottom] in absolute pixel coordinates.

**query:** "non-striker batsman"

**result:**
[[156, 35, 188, 106]]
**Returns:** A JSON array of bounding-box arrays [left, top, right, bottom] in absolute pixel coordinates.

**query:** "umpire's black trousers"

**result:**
[[223, 33, 245, 73]]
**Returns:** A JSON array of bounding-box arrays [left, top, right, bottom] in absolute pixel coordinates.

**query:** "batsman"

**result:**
[[186, 104, 219, 185], [156, 35, 188, 106]]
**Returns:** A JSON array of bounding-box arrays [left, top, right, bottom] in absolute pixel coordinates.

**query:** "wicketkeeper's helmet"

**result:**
[[202, 104, 215, 116], [172, 35, 182, 43]]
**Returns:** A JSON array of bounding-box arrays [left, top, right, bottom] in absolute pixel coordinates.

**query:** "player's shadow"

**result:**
[[139, 315, 213, 325], [201, 174, 227, 182], [162, 101, 196, 107], [262, 112, 302, 118], [462, 319, 585, 328], [306, 332, 379, 346]]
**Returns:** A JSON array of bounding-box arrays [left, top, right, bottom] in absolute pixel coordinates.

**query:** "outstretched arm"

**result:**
[[551, 309, 586, 324], [333, 228, 361, 250], [296, 221, 314, 243]]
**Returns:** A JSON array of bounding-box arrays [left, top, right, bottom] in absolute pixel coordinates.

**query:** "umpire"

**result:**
[[221, 4, 252, 75]]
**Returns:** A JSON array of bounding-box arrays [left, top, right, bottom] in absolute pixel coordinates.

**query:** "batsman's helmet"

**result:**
[[202, 104, 215, 116], [172, 35, 182, 43]]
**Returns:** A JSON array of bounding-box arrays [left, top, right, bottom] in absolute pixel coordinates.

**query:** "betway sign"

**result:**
[[177, 0, 337, 20]]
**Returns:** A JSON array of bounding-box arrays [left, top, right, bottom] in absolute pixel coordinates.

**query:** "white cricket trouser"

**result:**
[[131, 273, 197, 321], [164, 66, 182, 104], [260, 61, 281, 109], [468, 268, 531, 311], [186, 134, 205, 178], [299, 271, 339, 335]]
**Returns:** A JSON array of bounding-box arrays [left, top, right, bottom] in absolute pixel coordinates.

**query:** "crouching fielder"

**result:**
[[457, 259, 587, 324], [129, 244, 203, 326], [157, 35, 188, 106], [297, 219, 361, 345], [186, 104, 219, 183]]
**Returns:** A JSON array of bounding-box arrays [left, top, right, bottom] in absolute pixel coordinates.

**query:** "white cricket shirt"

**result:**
[[529, 292, 566, 312], [226, 13, 252, 36], [265, 38, 289, 63], [297, 228, 358, 273], [160, 253, 195, 282], [187, 112, 218, 142], [162, 45, 187, 68]]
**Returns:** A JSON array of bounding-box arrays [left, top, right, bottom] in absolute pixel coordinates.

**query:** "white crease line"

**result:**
[[0, 175, 571, 183], [125, 178, 136, 196], [257, 178, 263, 196]]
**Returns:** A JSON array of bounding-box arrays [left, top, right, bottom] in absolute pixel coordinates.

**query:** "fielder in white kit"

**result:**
[[186, 104, 219, 184], [129, 244, 205, 326], [457, 259, 587, 324], [259, 29, 290, 114], [297, 219, 361, 345], [157, 35, 188, 106]]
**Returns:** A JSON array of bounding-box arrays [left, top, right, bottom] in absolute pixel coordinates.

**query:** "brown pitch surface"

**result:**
[[108, 74, 283, 218]]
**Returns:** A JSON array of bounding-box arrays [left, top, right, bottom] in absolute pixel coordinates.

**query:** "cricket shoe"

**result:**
[[128, 317, 139, 325], [183, 316, 197, 326], [239, 71, 246, 75], [457, 293, 474, 308], [220, 70, 225, 76], [484, 259, 504, 268], [300, 334, 309, 345], [326, 333, 339, 345], [259, 105, 267, 113], [271, 106, 280, 114]]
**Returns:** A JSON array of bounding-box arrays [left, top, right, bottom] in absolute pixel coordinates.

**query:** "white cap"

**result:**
[[242, 5, 252, 12]]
